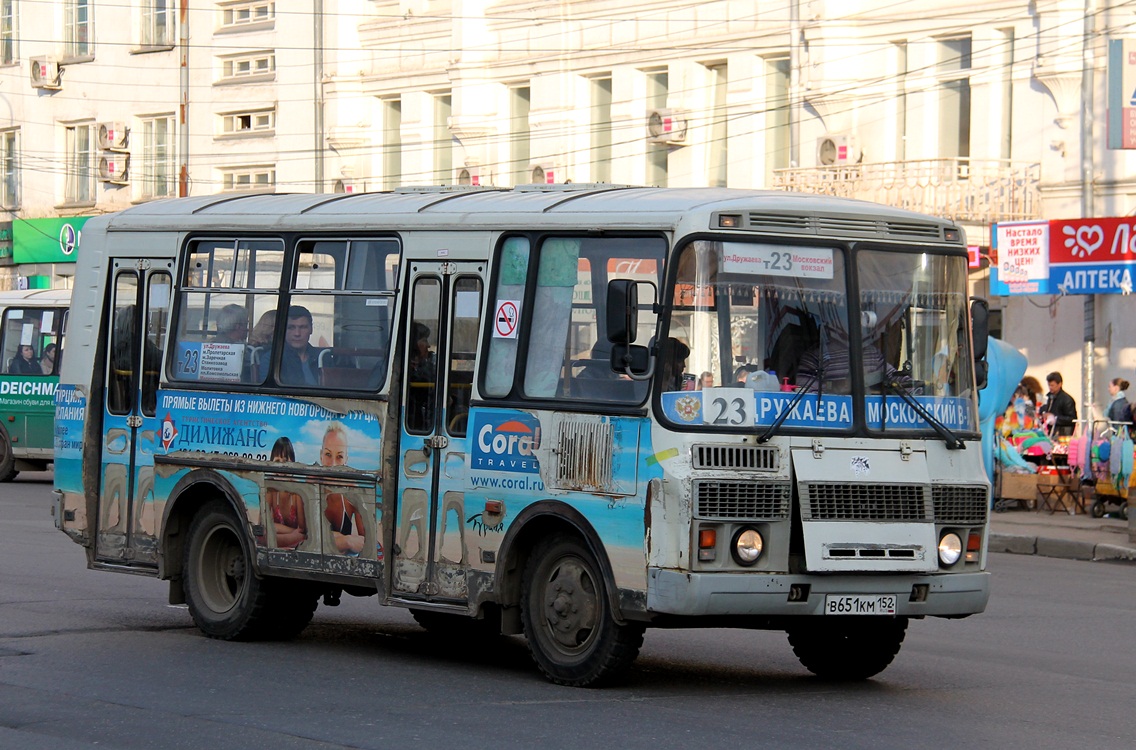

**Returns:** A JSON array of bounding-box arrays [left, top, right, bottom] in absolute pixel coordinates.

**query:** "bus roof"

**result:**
[[93, 187, 960, 242], [0, 288, 71, 306]]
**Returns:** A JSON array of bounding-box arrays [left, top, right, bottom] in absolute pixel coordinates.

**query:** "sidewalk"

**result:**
[[989, 506, 1136, 564]]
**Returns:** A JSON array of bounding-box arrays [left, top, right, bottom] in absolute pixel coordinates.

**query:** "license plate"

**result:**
[[824, 594, 897, 615]]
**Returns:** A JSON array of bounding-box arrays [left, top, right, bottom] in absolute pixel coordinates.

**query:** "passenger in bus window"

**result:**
[[249, 310, 275, 348], [657, 338, 690, 392], [214, 304, 249, 344], [279, 305, 320, 386], [8, 344, 39, 375], [40, 343, 58, 375], [408, 322, 437, 383]]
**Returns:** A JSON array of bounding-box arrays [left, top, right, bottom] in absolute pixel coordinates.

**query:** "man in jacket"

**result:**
[[1038, 371, 1077, 436]]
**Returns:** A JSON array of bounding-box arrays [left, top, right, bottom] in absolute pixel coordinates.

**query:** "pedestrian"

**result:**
[[1105, 377, 1134, 427], [1037, 371, 1077, 437]]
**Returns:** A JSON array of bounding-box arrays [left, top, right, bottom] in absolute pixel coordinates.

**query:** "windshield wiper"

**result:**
[[763, 370, 817, 445], [880, 368, 964, 450]]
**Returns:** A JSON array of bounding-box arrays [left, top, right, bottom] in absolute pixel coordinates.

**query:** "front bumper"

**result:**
[[647, 568, 990, 618]]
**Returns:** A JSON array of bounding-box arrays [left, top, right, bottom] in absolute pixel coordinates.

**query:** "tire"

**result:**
[[1090, 500, 1105, 519], [183, 500, 278, 641], [520, 534, 643, 687], [0, 428, 17, 482], [787, 616, 908, 680]]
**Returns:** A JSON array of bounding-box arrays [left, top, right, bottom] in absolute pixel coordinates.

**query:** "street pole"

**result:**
[[1080, 0, 1095, 429], [789, 0, 800, 168]]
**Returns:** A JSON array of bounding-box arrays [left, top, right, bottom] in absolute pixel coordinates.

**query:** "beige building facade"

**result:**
[[2, 0, 1134, 417]]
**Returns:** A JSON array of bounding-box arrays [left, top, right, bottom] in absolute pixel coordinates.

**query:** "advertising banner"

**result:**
[[12, 217, 89, 264], [991, 216, 1136, 295]]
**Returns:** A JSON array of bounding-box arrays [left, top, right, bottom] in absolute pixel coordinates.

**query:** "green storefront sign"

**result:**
[[13, 217, 90, 264]]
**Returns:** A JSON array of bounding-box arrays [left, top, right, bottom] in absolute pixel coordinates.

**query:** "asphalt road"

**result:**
[[2, 472, 1134, 749]]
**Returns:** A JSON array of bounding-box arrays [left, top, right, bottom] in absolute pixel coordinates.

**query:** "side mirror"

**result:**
[[970, 297, 990, 390], [606, 279, 638, 345], [611, 344, 652, 379], [969, 297, 989, 360]]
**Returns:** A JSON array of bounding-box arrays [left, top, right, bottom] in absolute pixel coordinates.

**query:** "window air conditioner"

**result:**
[[97, 122, 129, 151], [98, 154, 130, 185], [647, 108, 689, 145], [529, 162, 561, 184], [30, 57, 62, 90], [816, 132, 861, 166]]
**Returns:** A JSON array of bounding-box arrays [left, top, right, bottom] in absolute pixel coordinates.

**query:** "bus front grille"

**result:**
[[694, 480, 791, 520], [932, 484, 989, 524], [800, 482, 929, 521], [692, 444, 779, 471]]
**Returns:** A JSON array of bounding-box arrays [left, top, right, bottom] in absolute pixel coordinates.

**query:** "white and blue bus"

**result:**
[[54, 186, 990, 686]]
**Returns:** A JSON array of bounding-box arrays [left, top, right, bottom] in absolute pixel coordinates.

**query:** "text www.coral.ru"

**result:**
[[470, 475, 546, 492]]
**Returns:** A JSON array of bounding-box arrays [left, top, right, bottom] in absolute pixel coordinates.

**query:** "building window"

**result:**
[[1, 1, 17, 66], [591, 77, 612, 184], [65, 0, 91, 59], [141, 0, 173, 47], [382, 98, 402, 190], [65, 123, 96, 204], [220, 1, 275, 29], [222, 166, 275, 191], [220, 109, 276, 136], [764, 57, 790, 184], [1, 129, 17, 210], [509, 86, 530, 186], [706, 63, 728, 187], [140, 116, 175, 200], [938, 35, 972, 161], [433, 93, 452, 185], [221, 51, 275, 80]]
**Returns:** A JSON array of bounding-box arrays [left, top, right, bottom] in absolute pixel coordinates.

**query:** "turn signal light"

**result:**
[[698, 528, 717, 562], [965, 531, 981, 562]]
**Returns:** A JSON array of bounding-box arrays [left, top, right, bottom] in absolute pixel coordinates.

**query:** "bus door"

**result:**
[[96, 262, 172, 566], [392, 263, 484, 600]]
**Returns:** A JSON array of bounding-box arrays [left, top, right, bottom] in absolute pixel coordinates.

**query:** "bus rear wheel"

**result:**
[[183, 500, 277, 641], [787, 616, 908, 680], [520, 534, 643, 687], [0, 428, 17, 482]]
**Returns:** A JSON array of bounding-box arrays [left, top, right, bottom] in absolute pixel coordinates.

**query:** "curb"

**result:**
[[989, 533, 1136, 564]]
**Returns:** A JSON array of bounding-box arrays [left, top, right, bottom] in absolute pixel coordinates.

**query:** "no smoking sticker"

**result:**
[[494, 300, 520, 338]]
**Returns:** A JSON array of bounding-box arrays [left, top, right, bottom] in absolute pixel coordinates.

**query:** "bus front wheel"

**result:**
[[183, 500, 275, 641], [787, 616, 908, 680], [0, 428, 17, 482], [520, 534, 643, 687]]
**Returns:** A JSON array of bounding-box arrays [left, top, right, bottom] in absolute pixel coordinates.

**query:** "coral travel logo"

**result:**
[[161, 412, 178, 452], [471, 412, 541, 473]]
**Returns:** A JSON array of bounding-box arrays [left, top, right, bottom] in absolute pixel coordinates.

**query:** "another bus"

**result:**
[[1, 288, 68, 480], [53, 186, 990, 686]]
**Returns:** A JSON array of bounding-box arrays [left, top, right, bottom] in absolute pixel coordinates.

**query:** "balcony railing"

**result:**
[[772, 159, 1041, 225]]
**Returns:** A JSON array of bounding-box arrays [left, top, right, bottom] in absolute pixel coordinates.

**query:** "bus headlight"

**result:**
[[938, 532, 963, 566], [731, 528, 764, 566]]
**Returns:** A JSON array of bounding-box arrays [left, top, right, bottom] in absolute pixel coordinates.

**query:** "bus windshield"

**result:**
[[660, 239, 978, 435]]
